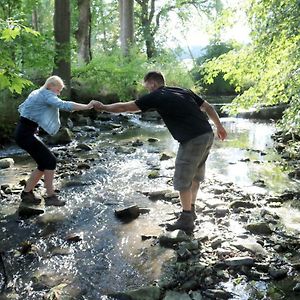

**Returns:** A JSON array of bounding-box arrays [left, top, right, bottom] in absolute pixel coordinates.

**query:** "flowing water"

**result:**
[[0, 116, 299, 299]]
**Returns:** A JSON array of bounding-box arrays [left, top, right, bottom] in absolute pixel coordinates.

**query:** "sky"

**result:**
[[165, 0, 251, 49]]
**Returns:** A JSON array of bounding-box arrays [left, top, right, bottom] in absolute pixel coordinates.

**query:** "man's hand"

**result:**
[[216, 125, 227, 141]]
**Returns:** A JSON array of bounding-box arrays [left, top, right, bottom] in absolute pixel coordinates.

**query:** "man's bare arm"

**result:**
[[93, 101, 140, 113], [200, 100, 227, 140]]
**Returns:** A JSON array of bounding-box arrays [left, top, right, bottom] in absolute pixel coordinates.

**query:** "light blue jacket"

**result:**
[[18, 87, 74, 136]]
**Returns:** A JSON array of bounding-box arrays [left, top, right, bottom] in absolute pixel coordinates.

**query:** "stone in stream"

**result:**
[[229, 200, 256, 209], [18, 204, 44, 218], [163, 291, 191, 300], [0, 158, 14, 169], [224, 256, 254, 267], [245, 222, 273, 234], [114, 205, 140, 221], [108, 286, 161, 300], [268, 266, 288, 280], [76, 143, 93, 151], [232, 239, 268, 256], [47, 127, 74, 145], [159, 230, 190, 248]]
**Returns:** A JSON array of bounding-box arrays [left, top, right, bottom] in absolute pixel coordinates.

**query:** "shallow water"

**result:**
[[0, 116, 299, 299]]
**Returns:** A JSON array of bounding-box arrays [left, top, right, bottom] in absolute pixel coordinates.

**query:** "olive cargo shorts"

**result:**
[[173, 131, 214, 191]]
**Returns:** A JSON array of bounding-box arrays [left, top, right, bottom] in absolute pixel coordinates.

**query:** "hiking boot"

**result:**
[[21, 190, 41, 205], [44, 194, 66, 207], [175, 207, 197, 220], [166, 211, 195, 234]]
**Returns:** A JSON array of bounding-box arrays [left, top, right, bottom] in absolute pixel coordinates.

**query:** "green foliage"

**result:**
[[193, 42, 239, 95], [201, 0, 300, 133], [73, 48, 194, 101]]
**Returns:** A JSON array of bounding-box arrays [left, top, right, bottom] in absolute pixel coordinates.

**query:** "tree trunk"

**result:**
[[119, 0, 134, 56], [32, 8, 39, 31], [75, 0, 92, 65], [53, 0, 71, 98]]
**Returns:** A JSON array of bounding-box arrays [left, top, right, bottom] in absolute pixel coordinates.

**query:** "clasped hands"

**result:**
[[87, 100, 104, 111]]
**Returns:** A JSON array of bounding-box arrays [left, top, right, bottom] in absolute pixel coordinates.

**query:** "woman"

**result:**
[[15, 75, 94, 206]]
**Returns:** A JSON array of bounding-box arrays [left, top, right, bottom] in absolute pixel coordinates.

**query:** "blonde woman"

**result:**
[[15, 76, 94, 206]]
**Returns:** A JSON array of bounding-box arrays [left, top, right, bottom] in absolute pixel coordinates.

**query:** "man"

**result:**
[[94, 71, 227, 234]]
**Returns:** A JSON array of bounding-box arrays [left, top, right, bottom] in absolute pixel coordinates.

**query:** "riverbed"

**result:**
[[0, 115, 299, 299]]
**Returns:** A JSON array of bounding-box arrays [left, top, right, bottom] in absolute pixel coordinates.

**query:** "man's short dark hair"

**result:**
[[144, 71, 165, 85]]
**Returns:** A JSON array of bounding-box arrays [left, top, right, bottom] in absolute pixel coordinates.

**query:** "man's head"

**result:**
[[44, 75, 65, 95], [143, 71, 165, 92]]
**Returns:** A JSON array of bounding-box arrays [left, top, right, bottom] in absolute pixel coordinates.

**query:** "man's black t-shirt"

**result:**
[[135, 86, 212, 143]]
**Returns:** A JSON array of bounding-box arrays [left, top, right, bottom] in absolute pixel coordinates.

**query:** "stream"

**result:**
[[0, 115, 299, 299]]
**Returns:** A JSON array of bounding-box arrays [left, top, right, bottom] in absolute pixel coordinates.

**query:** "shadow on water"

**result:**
[[0, 115, 299, 299]]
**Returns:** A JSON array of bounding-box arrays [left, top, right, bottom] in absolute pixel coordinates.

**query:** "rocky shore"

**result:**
[[0, 113, 300, 300]]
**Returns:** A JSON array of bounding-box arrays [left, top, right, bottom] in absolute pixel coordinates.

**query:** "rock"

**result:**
[[229, 200, 256, 209], [163, 291, 191, 300], [245, 222, 272, 234], [203, 289, 233, 299], [146, 190, 172, 200], [18, 204, 44, 218], [268, 266, 288, 280], [65, 232, 83, 242], [190, 291, 203, 300], [293, 282, 300, 292], [77, 162, 91, 169], [232, 239, 268, 256], [0, 158, 14, 169], [160, 152, 173, 161], [148, 137, 159, 143], [148, 170, 160, 179], [132, 139, 143, 147], [211, 237, 223, 249], [109, 286, 161, 300], [215, 206, 229, 217], [159, 230, 190, 248], [48, 127, 74, 144], [115, 205, 140, 221], [253, 179, 266, 187], [224, 256, 254, 267], [76, 143, 93, 151]]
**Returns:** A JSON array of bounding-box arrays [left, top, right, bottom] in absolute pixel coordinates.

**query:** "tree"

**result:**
[[135, 0, 215, 59], [75, 0, 92, 65], [202, 0, 300, 133], [119, 0, 134, 56], [54, 0, 71, 98]]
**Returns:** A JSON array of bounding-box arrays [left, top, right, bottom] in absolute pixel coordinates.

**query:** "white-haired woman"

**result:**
[[15, 75, 94, 206]]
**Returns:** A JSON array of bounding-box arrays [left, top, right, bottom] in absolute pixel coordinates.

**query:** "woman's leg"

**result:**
[[44, 169, 55, 196], [24, 169, 44, 192]]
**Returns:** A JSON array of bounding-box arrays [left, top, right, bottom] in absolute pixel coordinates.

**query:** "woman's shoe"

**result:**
[[44, 194, 66, 206], [21, 190, 41, 205]]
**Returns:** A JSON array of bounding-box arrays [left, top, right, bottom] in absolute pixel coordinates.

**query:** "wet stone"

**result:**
[[115, 205, 140, 221], [229, 200, 256, 209], [245, 222, 273, 235], [159, 230, 190, 248], [76, 143, 93, 151], [224, 256, 254, 267], [18, 204, 44, 218], [0, 158, 14, 169], [109, 286, 161, 300], [268, 266, 288, 280], [163, 291, 191, 300]]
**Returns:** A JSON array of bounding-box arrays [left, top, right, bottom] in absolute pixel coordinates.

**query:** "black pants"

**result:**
[[15, 117, 56, 171]]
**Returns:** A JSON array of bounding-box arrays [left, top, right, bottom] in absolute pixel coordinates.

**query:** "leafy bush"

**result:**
[[72, 48, 194, 101]]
